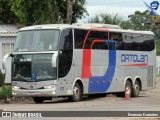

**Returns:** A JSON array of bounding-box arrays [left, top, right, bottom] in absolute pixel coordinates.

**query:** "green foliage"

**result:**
[[156, 74, 160, 77], [72, 0, 88, 23], [88, 15, 101, 23], [9, 0, 61, 26], [121, 11, 151, 30], [0, 0, 88, 26], [156, 40, 160, 56], [0, 69, 4, 87], [88, 13, 123, 25], [120, 10, 160, 40], [0, 86, 12, 99], [0, 0, 18, 24], [153, 25, 160, 40]]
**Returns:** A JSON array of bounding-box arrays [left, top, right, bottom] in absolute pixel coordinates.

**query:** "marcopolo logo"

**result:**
[[151, 1, 159, 10], [121, 54, 148, 63], [143, 0, 160, 15]]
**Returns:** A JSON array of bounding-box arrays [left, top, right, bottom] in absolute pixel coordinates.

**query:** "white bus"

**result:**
[[5, 24, 156, 103]]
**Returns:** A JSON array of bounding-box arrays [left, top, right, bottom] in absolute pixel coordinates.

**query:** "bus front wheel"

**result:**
[[69, 83, 82, 102], [33, 97, 45, 103]]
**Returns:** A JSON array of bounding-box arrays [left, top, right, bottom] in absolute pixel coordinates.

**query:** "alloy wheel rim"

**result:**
[[74, 87, 79, 98]]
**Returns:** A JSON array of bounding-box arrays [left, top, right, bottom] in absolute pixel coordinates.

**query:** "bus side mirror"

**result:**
[[2, 53, 10, 69], [52, 52, 58, 68]]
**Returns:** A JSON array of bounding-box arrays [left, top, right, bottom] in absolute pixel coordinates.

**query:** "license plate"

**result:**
[[28, 92, 36, 95]]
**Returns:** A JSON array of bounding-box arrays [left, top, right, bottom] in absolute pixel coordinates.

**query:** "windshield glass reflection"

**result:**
[[13, 54, 57, 81], [14, 30, 60, 52]]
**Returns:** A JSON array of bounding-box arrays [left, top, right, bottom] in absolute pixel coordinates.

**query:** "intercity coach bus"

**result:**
[[3, 23, 156, 103]]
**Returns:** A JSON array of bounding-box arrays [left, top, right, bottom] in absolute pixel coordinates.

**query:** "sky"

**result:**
[[78, 0, 147, 23]]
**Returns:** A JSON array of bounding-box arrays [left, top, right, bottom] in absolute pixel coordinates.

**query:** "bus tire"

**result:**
[[132, 80, 140, 97], [33, 97, 45, 103], [69, 83, 82, 102], [125, 81, 132, 98]]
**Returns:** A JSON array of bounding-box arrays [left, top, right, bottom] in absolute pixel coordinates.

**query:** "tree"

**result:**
[[0, 69, 4, 87], [156, 40, 160, 55], [56, 0, 88, 23], [9, 0, 61, 26], [5, 0, 87, 26], [88, 15, 101, 23], [72, 0, 88, 23], [120, 11, 151, 30], [120, 10, 160, 39], [0, 0, 18, 24], [88, 13, 123, 25], [66, 0, 73, 24]]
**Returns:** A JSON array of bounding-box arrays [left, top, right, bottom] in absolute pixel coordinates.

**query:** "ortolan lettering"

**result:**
[[121, 54, 148, 62]]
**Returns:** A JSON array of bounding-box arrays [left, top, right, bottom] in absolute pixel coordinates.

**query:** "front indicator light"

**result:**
[[44, 85, 56, 89], [12, 86, 20, 90]]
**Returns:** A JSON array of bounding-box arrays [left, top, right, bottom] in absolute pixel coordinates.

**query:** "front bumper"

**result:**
[[12, 88, 57, 97]]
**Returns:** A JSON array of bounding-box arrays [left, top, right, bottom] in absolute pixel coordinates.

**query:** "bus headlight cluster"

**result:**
[[12, 92, 17, 96], [44, 85, 56, 89], [12, 86, 20, 90]]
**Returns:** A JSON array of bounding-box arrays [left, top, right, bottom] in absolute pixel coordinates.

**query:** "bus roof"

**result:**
[[19, 24, 154, 35]]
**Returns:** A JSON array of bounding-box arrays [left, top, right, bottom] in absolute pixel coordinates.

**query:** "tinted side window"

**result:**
[[123, 33, 155, 51], [123, 33, 134, 50], [92, 42, 109, 50], [110, 32, 123, 50], [60, 29, 73, 50], [59, 29, 73, 78], [84, 31, 108, 49], [74, 29, 88, 49], [134, 34, 155, 51]]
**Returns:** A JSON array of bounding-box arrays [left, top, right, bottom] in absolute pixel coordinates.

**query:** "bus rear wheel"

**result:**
[[69, 83, 82, 102], [125, 81, 132, 98], [116, 81, 132, 98], [132, 80, 140, 97], [33, 97, 45, 103]]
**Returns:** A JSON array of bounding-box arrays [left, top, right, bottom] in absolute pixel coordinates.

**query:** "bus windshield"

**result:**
[[12, 54, 57, 81], [14, 30, 60, 52]]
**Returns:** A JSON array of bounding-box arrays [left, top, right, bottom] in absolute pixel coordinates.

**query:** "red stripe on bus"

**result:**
[[81, 49, 92, 78], [81, 28, 110, 79], [90, 40, 104, 49], [124, 63, 148, 66]]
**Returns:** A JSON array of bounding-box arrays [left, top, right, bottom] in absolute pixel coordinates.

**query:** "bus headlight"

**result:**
[[12, 92, 17, 96], [12, 86, 20, 90], [44, 85, 56, 89]]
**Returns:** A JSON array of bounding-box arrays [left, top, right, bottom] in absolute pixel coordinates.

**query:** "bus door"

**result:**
[[58, 29, 73, 95]]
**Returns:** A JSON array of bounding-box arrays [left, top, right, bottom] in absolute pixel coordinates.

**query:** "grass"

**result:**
[[157, 74, 160, 77], [0, 86, 12, 99]]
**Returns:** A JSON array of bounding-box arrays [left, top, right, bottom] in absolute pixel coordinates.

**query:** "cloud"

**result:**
[[78, 5, 147, 23], [77, 0, 150, 23], [87, 6, 146, 15]]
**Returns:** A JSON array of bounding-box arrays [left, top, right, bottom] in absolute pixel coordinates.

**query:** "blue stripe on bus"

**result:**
[[88, 40, 116, 93]]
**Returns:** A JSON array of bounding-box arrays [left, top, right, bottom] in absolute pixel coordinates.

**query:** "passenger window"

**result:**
[[123, 33, 155, 51], [74, 29, 88, 49], [84, 31, 108, 49], [92, 42, 108, 50], [110, 32, 123, 50]]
